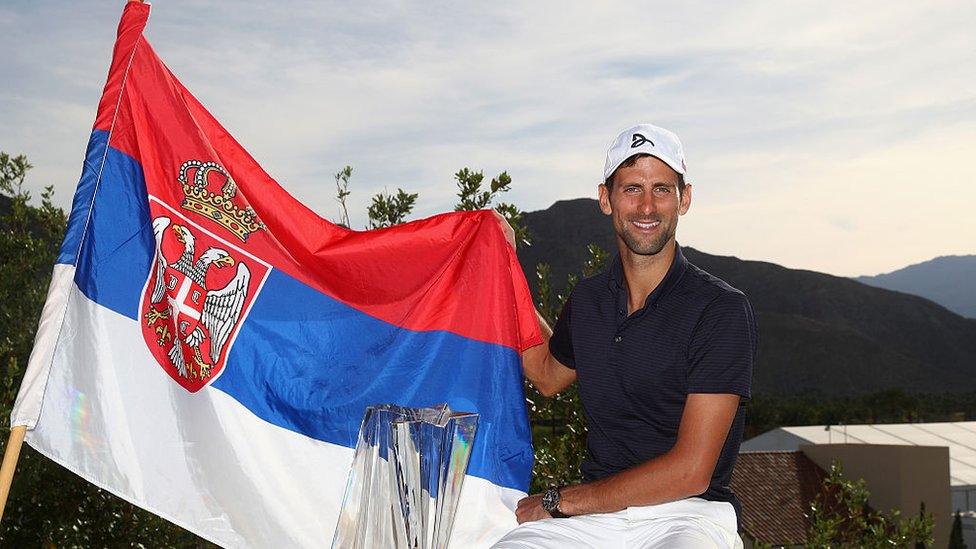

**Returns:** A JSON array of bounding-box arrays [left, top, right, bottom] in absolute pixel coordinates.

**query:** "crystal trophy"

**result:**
[[332, 403, 480, 549]]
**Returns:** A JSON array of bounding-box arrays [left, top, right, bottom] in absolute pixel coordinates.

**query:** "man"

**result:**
[[493, 124, 756, 548]]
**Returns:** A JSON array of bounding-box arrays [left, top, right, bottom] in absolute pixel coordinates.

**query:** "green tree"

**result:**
[[807, 461, 933, 548], [744, 389, 976, 442], [453, 168, 529, 246], [915, 501, 927, 549], [367, 188, 418, 229], [0, 152, 210, 546], [330, 165, 419, 230], [527, 243, 607, 493], [949, 510, 967, 549]]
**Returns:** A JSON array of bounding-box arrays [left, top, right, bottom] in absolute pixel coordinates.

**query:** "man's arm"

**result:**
[[521, 311, 576, 397], [515, 392, 740, 522]]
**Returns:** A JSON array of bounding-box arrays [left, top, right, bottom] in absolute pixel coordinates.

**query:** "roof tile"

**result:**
[[731, 450, 826, 546]]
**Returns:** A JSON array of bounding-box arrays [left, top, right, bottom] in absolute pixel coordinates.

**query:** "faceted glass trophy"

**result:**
[[332, 403, 480, 549]]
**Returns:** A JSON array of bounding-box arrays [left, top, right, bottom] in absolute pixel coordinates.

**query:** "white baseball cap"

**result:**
[[603, 123, 687, 183]]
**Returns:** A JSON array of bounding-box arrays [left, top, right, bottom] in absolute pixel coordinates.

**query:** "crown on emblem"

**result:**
[[178, 160, 265, 242]]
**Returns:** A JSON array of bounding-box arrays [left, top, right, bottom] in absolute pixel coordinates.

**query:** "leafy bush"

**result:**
[[807, 461, 933, 548]]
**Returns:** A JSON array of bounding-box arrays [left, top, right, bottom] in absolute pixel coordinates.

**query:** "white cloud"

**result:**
[[2, 0, 974, 275]]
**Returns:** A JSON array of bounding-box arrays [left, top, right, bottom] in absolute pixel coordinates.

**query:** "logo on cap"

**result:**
[[631, 133, 654, 148]]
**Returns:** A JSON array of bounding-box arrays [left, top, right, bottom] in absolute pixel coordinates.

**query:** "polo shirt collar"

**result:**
[[608, 243, 689, 315]]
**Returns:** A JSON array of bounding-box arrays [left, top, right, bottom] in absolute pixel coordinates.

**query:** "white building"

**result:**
[[743, 421, 976, 547], [743, 421, 976, 512]]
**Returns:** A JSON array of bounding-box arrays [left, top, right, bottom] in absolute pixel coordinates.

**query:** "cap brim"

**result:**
[[604, 151, 685, 183]]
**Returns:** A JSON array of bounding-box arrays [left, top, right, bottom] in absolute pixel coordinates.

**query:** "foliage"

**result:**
[[331, 165, 419, 230], [746, 389, 976, 440], [453, 168, 530, 246], [526, 244, 607, 493], [949, 510, 967, 549], [367, 188, 419, 229], [806, 461, 933, 548], [581, 244, 610, 279], [0, 154, 63, 377], [333, 165, 353, 228], [0, 153, 32, 195], [0, 153, 210, 546], [453, 167, 508, 210]]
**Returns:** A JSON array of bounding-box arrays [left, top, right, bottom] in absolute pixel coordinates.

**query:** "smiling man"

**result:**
[[493, 124, 756, 548]]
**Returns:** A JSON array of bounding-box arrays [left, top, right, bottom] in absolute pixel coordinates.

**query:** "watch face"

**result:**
[[541, 488, 559, 512]]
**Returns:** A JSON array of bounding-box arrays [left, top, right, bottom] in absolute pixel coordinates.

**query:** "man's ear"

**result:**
[[598, 183, 612, 215], [678, 183, 692, 216]]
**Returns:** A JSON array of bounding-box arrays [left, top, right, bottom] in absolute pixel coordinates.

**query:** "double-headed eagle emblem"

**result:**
[[144, 216, 250, 382]]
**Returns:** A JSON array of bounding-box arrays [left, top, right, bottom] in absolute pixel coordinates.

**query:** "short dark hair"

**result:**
[[604, 153, 685, 193]]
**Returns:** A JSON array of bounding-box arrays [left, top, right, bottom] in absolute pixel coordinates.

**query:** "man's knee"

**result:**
[[491, 521, 573, 549], [635, 528, 717, 549], [629, 518, 740, 549], [491, 515, 621, 549]]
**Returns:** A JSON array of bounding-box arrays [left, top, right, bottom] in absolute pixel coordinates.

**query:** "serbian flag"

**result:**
[[10, 3, 541, 547]]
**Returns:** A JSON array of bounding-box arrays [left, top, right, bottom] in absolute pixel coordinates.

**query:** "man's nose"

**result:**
[[639, 192, 656, 215]]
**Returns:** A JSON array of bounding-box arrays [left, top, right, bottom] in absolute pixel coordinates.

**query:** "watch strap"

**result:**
[[543, 486, 570, 518]]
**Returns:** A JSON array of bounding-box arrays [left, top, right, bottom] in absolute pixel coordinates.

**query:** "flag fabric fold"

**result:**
[[11, 3, 541, 547]]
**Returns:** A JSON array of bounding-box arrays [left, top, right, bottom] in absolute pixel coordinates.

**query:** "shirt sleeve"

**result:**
[[686, 291, 757, 399], [548, 295, 576, 369]]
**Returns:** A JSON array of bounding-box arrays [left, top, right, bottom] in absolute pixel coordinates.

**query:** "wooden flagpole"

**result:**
[[0, 425, 27, 522]]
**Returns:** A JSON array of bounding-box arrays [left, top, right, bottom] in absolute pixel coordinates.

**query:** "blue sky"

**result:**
[[2, 0, 974, 276]]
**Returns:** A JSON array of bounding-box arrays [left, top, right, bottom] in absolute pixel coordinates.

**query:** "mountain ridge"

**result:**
[[856, 255, 976, 318], [516, 198, 976, 396]]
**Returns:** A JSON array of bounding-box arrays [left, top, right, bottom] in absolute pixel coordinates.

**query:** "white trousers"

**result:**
[[491, 497, 744, 549]]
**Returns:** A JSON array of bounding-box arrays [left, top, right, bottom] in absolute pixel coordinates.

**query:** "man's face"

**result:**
[[599, 155, 692, 257]]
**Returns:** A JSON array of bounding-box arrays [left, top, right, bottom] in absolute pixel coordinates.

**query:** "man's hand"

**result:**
[[492, 210, 516, 250], [515, 493, 551, 524]]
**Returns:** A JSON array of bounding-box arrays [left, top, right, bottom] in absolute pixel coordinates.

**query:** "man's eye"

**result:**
[[654, 186, 671, 194]]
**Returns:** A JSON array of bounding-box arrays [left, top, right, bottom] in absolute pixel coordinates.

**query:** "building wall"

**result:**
[[800, 444, 950, 548]]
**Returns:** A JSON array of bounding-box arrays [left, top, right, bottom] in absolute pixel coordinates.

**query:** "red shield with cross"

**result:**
[[166, 273, 205, 344], [140, 206, 268, 393]]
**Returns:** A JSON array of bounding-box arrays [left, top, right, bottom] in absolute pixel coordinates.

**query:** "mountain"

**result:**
[[516, 199, 976, 396], [856, 256, 976, 319], [518, 198, 617, 293]]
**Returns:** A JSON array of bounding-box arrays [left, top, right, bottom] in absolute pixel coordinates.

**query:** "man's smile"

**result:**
[[630, 219, 661, 231]]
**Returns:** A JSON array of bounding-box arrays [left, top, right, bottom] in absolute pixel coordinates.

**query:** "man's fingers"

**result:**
[[514, 494, 549, 524]]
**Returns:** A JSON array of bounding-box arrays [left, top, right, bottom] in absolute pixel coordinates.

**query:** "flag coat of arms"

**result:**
[[10, 3, 542, 547]]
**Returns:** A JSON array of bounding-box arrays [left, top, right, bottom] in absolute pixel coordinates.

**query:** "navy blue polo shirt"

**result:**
[[549, 245, 756, 517]]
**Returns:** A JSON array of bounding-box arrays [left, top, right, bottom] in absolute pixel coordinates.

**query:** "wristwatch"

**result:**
[[541, 486, 570, 518]]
